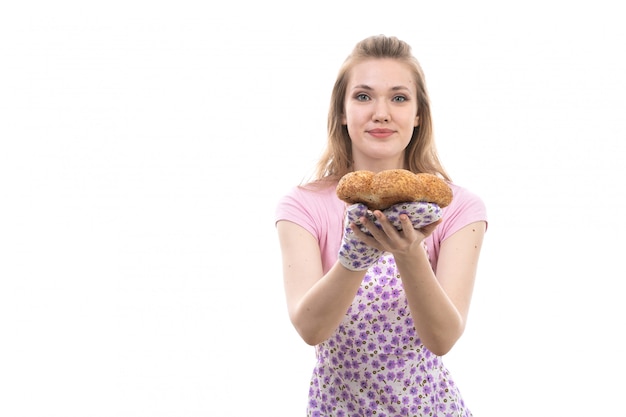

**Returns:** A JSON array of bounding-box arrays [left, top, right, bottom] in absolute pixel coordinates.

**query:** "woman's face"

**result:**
[[342, 58, 419, 171]]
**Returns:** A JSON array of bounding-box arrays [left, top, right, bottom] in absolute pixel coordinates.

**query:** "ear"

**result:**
[[414, 115, 420, 127], [341, 114, 347, 125]]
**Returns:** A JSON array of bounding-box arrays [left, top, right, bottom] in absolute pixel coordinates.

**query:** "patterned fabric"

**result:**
[[338, 202, 443, 271], [338, 203, 382, 271], [307, 254, 472, 417]]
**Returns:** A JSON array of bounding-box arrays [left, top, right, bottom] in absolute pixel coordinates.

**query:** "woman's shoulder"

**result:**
[[275, 179, 343, 232], [444, 181, 487, 220], [448, 181, 480, 198], [447, 182, 484, 204], [276, 179, 342, 216], [282, 179, 339, 201]]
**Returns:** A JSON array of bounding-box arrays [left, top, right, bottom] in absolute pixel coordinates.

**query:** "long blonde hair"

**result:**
[[312, 34, 451, 184]]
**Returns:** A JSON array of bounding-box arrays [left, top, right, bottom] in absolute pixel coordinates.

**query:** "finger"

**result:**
[[357, 214, 387, 247], [398, 213, 416, 236], [350, 221, 383, 250], [371, 210, 399, 236]]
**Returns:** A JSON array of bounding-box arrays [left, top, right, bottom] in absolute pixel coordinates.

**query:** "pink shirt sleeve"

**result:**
[[275, 184, 345, 274], [425, 183, 488, 272]]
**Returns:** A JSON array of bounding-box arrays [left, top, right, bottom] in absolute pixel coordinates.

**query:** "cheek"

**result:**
[[345, 106, 367, 124]]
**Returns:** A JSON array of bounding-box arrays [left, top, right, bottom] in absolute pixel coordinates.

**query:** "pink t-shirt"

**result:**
[[275, 181, 487, 274]]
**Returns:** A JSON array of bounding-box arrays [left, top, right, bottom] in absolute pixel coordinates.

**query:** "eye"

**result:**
[[355, 93, 370, 101], [392, 96, 407, 102]]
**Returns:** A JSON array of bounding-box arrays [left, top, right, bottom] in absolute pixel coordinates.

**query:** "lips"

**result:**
[[367, 128, 395, 138]]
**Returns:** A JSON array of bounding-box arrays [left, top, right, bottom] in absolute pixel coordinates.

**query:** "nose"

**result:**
[[373, 100, 390, 122]]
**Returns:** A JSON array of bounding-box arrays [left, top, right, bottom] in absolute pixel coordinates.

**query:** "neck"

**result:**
[[353, 160, 406, 173]]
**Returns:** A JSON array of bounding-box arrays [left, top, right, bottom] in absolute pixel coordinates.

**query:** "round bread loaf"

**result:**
[[336, 169, 453, 210]]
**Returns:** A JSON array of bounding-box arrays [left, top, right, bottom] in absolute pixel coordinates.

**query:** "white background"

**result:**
[[1, 1, 625, 416]]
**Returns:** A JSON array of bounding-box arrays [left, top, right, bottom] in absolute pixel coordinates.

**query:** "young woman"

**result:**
[[275, 34, 487, 417]]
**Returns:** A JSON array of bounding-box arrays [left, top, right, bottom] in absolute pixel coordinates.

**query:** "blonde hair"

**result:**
[[312, 34, 451, 184]]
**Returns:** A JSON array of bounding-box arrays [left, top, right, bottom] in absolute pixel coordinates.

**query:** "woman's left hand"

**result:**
[[350, 209, 442, 256]]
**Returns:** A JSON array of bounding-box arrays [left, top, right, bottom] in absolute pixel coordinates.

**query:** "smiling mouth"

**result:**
[[368, 129, 394, 138]]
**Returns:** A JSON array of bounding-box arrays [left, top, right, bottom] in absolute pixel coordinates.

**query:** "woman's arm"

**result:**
[[395, 221, 486, 355], [355, 212, 486, 356], [276, 220, 365, 346]]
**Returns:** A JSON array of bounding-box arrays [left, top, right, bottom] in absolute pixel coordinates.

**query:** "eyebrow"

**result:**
[[351, 84, 412, 93]]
